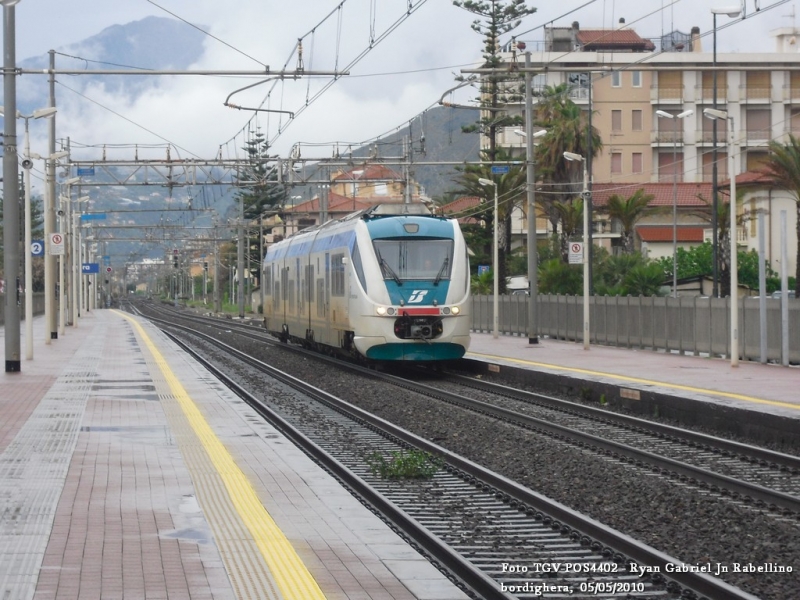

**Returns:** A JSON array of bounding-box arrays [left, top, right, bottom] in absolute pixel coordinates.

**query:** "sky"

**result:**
[[2, 0, 798, 169]]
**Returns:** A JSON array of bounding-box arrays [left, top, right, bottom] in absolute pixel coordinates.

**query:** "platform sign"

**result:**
[[31, 240, 44, 257], [568, 242, 583, 265], [77, 167, 95, 176], [490, 165, 509, 175], [80, 213, 106, 221], [49, 233, 65, 256], [82, 263, 100, 274]]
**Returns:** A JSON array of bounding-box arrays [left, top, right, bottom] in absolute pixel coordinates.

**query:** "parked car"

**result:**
[[771, 290, 796, 299]]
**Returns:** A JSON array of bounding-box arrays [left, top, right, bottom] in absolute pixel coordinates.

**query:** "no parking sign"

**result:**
[[568, 242, 583, 265], [49, 233, 65, 256]]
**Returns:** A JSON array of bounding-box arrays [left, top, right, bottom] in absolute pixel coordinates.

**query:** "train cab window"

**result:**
[[373, 239, 453, 282], [351, 244, 367, 292]]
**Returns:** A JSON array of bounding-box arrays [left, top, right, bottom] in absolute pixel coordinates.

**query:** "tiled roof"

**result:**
[[590, 182, 713, 208], [332, 164, 403, 182], [577, 29, 656, 51], [285, 192, 372, 214], [637, 226, 706, 243], [439, 196, 486, 224]]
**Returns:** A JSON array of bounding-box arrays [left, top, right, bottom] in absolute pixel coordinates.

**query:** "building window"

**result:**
[[632, 110, 642, 131], [611, 71, 621, 87], [611, 152, 623, 174], [701, 150, 728, 182], [745, 108, 771, 141], [632, 153, 643, 174], [631, 71, 642, 87], [658, 152, 684, 183], [611, 110, 622, 132]]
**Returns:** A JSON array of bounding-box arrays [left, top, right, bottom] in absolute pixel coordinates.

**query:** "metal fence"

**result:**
[[472, 294, 800, 365], [0, 294, 46, 326]]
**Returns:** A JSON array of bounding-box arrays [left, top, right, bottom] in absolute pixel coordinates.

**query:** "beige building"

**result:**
[[488, 21, 799, 274]]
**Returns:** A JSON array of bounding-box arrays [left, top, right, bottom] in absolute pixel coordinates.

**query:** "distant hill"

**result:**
[[17, 16, 207, 108]]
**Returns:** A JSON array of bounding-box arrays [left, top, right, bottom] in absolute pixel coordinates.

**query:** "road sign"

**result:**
[[77, 167, 95, 176], [82, 263, 100, 274], [49, 233, 65, 256], [80, 213, 106, 221], [568, 242, 584, 265], [490, 165, 509, 174], [31, 240, 44, 257], [478, 265, 490, 275], [105, 266, 113, 274]]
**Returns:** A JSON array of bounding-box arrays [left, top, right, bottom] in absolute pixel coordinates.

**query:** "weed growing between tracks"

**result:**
[[367, 450, 443, 479]]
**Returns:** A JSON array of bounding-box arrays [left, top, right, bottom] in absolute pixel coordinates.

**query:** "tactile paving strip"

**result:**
[[0, 331, 101, 600]]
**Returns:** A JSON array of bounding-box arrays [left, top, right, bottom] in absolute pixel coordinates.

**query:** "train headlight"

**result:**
[[376, 306, 387, 315], [451, 306, 461, 315], [442, 307, 451, 315], [387, 307, 396, 316]]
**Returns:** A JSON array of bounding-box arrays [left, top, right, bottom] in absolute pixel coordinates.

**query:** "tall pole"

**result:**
[[22, 117, 33, 359], [3, 0, 21, 372], [45, 49, 57, 341], [728, 115, 738, 367], [711, 14, 720, 298], [238, 197, 245, 318], [493, 182, 499, 339], [672, 116, 678, 298], [581, 161, 590, 351], [524, 52, 539, 344]]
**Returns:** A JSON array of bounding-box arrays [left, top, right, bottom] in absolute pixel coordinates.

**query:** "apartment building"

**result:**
[[491, 21, 798, 273]]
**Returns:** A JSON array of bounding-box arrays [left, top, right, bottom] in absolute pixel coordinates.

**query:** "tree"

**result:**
[[602, 189, 654, 254], [532, 84, 603, 259], [234, 129, 287, 287], [453, 0, 536, 161], [551, 198, 583, 263], [453, 149, 526, 291], [762, 134, 800, 296]]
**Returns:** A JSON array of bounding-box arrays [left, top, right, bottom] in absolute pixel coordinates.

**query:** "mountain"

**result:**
[[17, 16, 207, 108]]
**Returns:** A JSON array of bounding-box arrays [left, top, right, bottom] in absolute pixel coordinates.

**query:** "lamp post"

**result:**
[[515, 126, 548, 345], [478, 177, 499, 339], [703, 107, 738, 367], [711, 5, 742, 298], [2, 0, 22, 372], [563, 152, 590, 350], [656, 109, 693, 298]]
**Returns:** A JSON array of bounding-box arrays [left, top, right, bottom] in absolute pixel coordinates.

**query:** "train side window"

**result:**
[[281, 267, 288, 302], [305, 264, 315, 304], [316, 279, 325, 316], [331, 253, 345, 297], [264, 263, 272, 296]]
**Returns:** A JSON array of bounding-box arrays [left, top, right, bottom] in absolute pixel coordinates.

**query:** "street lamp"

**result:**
[[563, 151, 590, 350], [703, 107, 739, 367], [711, 4, 742, 298], [656, 109, 693, 298], [478, 177, 499, 339], [0, 105, 56, 360], [515, 128, 548, 344]]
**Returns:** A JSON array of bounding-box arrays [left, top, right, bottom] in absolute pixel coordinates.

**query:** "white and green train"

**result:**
[[262, 205, 471, 361]]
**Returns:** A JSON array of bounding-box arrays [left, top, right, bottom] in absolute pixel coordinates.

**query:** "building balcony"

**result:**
[[651, 130, 685, 145], [697, 129, 729, 144], [738, 85, 772, 103], [782, 85, 800, 103], [650, 84, 684, 103], [744, 128, 771, 145], [694, 86, 729, 104]]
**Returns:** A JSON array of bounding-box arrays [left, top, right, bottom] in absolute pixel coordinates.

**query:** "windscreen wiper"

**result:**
[[378, 255, 402, 285], [433, 257, 449, 286]]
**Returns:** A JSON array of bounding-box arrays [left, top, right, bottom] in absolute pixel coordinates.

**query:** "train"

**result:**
[[262, 204, 471, 361]]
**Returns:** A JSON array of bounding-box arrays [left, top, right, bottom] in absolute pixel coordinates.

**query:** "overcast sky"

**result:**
[[3, 0, 798, 165]]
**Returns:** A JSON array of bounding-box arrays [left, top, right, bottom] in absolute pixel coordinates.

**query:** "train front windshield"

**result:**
[[374, 239, 453, 282]]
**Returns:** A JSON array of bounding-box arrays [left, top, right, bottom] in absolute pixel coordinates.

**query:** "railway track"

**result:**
[[129, 301, 764, 600], [137, 302, 800, 518]]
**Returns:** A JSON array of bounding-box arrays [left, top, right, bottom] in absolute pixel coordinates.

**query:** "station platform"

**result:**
[[465, 332, 800, 447], [0, 311, 468, 600]]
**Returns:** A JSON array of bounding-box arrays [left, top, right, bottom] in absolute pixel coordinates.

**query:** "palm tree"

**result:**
[[762, 135, 800, 296], [552, 199, 584, 263], [602, 189, 654, 254], [533, 84, 603, 259]]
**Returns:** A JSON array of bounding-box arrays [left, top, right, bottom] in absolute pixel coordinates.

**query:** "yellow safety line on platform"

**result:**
[[117, 311, 327, 600], [467, 351, 800, 411]]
